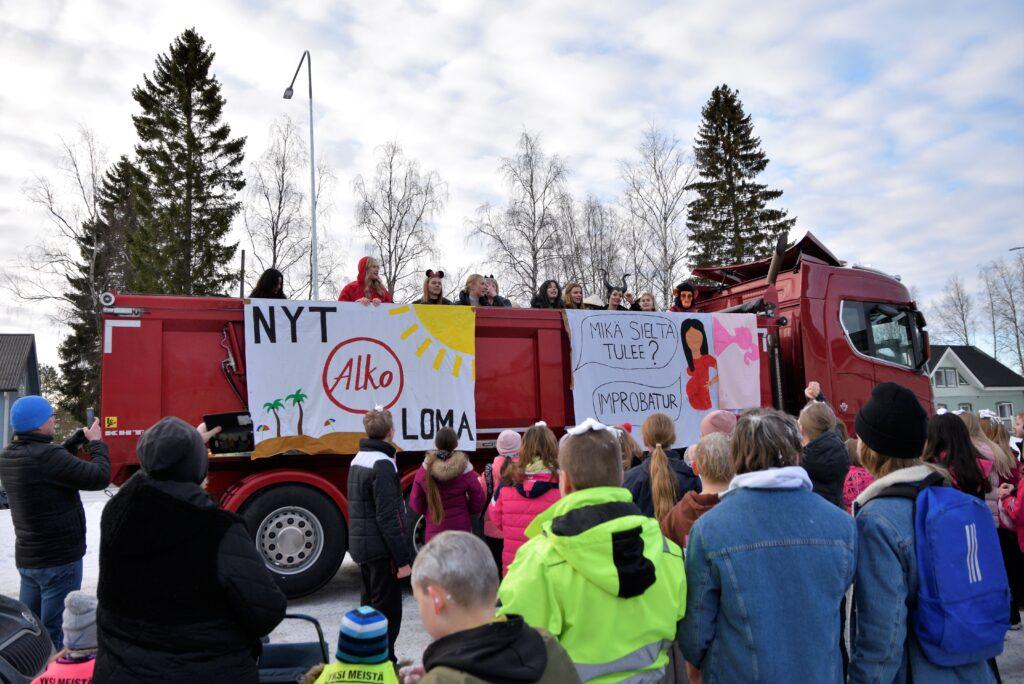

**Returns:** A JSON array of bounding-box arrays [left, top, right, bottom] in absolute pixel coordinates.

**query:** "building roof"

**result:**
[[0, 334, 38, 392], [929, 344, 1024, 388]]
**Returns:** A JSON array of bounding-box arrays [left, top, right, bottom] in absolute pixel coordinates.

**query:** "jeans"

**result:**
[[18, 559, 83, 650]]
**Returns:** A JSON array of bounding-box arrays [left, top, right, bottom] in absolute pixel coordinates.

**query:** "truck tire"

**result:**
[[240, 485, 346, 599]]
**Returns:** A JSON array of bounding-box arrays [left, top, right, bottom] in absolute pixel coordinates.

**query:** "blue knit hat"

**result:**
[[336, 606, 389, 664], [11, 395, 54, 433]]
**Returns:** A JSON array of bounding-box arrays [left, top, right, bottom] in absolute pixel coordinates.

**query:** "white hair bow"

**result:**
[[374, 405, 384, 412], [534, 420, 547, 427], [936, 407, 948, 415], [978, 409, 999, 421], [565, 417, 615, 436]]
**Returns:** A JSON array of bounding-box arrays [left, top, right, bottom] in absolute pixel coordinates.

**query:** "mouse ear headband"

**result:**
[[425, 269, 445, 279]]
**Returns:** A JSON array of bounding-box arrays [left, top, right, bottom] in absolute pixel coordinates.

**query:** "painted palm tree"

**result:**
[[262, 399, 285, 438], [286, 389, 309, 436]]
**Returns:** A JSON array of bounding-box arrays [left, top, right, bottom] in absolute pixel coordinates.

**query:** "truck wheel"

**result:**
[[406, 510, 427, 558], [240, 485, 346, 599]]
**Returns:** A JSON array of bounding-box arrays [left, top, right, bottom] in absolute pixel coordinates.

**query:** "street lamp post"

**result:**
[[283, 50, 319, 299]]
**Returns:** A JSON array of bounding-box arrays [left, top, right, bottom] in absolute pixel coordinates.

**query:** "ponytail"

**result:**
[[424, 427, 459, 525], [649, 443, 678, 520], [642, 413, 679, 520], [423, 451, 445, 526]]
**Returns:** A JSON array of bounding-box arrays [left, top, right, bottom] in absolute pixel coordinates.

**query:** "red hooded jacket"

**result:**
[[338, 257, 393, 303]]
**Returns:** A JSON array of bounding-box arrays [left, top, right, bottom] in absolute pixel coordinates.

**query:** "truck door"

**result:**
[[829, 300, 877, 430]]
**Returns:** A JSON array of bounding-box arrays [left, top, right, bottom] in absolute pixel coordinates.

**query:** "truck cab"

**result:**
[[692, 232, 932, 431]]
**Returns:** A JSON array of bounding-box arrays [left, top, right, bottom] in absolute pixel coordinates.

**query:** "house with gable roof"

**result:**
[[928, 344, 1024, 427]]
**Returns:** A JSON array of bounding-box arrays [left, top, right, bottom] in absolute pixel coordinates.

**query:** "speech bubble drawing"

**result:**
[[591, 375, 683, 422], [572, 313, 680, 372]]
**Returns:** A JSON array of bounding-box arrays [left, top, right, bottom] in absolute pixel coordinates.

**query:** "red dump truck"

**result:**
[[99, 232, 932, 597]]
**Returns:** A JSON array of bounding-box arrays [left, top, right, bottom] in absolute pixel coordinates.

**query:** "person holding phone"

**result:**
[[0, 395, 109, 649]]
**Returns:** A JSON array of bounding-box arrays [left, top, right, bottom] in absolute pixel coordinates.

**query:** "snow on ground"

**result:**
[[1, 490, 1022, 678]]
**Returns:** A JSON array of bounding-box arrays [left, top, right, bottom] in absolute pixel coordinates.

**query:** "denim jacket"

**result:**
[[849, 465, 996, 684], [679, 467, 856, 683]]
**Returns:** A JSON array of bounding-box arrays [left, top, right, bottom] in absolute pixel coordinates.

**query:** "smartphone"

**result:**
[[86, 407, 95, 426]]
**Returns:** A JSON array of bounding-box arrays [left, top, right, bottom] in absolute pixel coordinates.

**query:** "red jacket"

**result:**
[[488, 470, 560, 575], [337, 257, 393, 303], [408, 451, 485, 544]]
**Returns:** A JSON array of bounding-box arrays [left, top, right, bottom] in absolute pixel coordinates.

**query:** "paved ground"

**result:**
[[1, 490, 1021, 678]]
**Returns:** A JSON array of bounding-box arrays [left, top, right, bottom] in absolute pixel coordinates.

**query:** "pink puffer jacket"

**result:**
[[488, 470, 560, 575], [480, 455, 514, 538]]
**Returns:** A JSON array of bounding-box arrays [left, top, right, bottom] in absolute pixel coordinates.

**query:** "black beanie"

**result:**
[[855, 382, 928, 460]]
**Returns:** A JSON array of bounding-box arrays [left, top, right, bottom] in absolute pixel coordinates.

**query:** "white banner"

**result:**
[[566, 310, 760, 448], [245, 301, 476, 453]]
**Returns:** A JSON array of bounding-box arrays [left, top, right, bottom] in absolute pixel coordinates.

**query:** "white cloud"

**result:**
[[0, 0, 1021, 367]]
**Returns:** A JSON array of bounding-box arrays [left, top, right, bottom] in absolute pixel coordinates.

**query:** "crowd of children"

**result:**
[[7, 381, 1024, 683], [333, 385, 1021, 684]]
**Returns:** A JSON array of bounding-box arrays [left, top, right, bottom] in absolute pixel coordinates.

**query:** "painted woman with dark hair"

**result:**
[[681, 318, 718, 410], [249, 268, 286, 299]]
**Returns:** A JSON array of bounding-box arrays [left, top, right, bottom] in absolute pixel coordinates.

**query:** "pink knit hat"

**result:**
[[700, 410, 737, 437], [496, 430, 522, 456]]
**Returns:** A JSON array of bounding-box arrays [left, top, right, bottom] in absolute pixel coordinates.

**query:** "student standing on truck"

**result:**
[[630, 292, 658, 312], [482, 276, 512, 307], [457, 274, 489, 307], [347, 408, 412, 664], [93, 417, 287, 683], [338, 256, 393, 304], [416, 270, 452, 305], [562, 283, 585, 309], [530, 280, 564, 309], [669, 281, 697, 312], [249, 268, 286, 299], [0, 395, 108, 650]]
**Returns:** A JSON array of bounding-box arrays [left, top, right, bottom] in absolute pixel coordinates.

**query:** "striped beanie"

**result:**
[[337, 606, 389, 664]]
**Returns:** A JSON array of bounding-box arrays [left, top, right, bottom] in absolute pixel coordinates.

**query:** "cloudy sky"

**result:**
[[1, 0, 1022, 366]]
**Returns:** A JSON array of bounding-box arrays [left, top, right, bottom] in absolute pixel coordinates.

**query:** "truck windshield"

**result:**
[[840, 301, 923, 370]]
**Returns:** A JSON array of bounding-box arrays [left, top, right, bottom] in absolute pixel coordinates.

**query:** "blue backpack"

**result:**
[[879, 471, 1009, 667]]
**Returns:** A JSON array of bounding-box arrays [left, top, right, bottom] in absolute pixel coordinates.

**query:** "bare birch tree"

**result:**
[[620, 125, 696, 306], [471, 132, 567, 301], [244, 116, 340, 299], [932, 276, 975, 345], [7, 127, 106, 316], [978, 267, 1003, 360], [992, 256, 1024, 372], [557, 195, 626, 298], [353, 142, 445, 302]]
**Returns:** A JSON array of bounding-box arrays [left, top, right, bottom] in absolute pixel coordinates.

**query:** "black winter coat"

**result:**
[[623, 449, 702, 518], [94, 472, 286, 683], [802, 429, 850, 508], [0, 432, 110, 568], [347, 439, 411, 566]]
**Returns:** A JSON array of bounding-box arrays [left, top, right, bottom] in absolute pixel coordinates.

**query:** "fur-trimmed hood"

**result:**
[[425, 450, 473, 482]]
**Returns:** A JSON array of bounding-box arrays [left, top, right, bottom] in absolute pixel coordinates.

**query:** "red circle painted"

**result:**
[[321, 337, 405, 414]]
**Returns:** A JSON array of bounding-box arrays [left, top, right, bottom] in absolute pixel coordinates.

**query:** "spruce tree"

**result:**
[[686, 84, 796, 268], [130, 28, 245, 295], [58, 157, 151, 416]]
